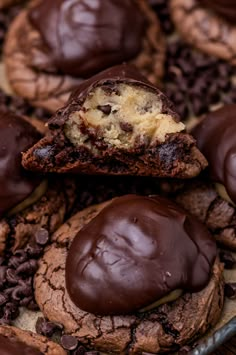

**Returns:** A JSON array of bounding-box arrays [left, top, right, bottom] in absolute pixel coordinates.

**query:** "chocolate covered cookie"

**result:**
[[4, 0, 166, 112], [22, 64, 207, 178], [0, 325, 65, 354], [0, 109, 76, 254], [34, 195, 224, 354], [173, 105, 236, 250], [170, 0, 236, 64]]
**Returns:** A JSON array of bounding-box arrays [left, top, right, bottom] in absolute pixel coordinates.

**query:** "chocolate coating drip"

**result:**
[[0, 334, 43, 355], [66, 195, 216, 315], [198, 0, 236, 23], [193, 104, 236, 204], [29, 0, 145, 77], [0, 111, 42, 218]]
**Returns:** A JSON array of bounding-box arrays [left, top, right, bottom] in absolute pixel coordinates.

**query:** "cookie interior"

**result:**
[[65, 83, 185, 151]]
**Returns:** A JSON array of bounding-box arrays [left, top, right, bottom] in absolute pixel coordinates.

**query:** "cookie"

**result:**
[[0, 110, 76, 254], [22, 64, 207, 178], [34, 195, 224, 354], [4, 0, 166, 112], [0, 325, 66, 354], [0, 0, 22, 9], [172, 104, 236, 250], [170, 0, 236, 64]]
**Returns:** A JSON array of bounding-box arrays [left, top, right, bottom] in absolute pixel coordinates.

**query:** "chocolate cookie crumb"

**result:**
[[225, 283, 236, 299]]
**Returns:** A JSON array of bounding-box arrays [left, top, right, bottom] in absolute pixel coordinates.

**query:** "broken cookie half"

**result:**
[[22, 64, 207, 178]]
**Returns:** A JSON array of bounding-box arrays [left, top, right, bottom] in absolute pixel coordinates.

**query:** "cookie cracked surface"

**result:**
[[0, 325, 66, 354], [170, 0, 236, 64], [34, 199, 224, 354], [22, 65, 207, 178]]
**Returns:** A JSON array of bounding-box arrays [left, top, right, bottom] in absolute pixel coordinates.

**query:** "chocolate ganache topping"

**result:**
[[28, 0, 145, 77], [198, 0, 236, 23], [0, 334, 43, 355], [0, 110, 42, 218], [66, 195, 216, 316], [193, 104, 236, 204]]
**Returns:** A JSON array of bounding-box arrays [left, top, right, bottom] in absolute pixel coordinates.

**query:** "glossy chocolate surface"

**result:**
[[193, 104, 236, 204], [29, 0, 145, 77], [0, 334, 43, 355], [199, 0, 236, 23], [66, 195, 216, 315], [66, 64, 179, 122], [0, 111, 42, 218]]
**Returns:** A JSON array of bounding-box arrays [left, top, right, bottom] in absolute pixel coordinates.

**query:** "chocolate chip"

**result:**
[[61, 335, 78, 351], [16, 259, 38, 275], [72, 346, 87, 355], [97, 105, 112, 115], [35, 228, 49, 245], [25, 242, 43, 257], [225, 283, 236, 299], [36, 317, 63, 337], [119, 122, 133, 132], [219, 250, 236, 269]]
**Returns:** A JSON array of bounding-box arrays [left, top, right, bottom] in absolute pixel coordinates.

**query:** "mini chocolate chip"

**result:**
[[0, 293, 8, 306], [61, 335, 78, 351], [72, 346, 87, 355], [36, 317, 63, 337], [27, 299, 39, 311], [20, 296, 32, 307], [97, 105, 112, 115], [6, 269, 20, 285], [3, 302, 19, 321], [119, 122, 133, 132], [16, 259, 38, 275], [35, 228, 49, 245], [219, 250, 236, 269], [25, 242, 43, 257], [225, 283, 236, 299]]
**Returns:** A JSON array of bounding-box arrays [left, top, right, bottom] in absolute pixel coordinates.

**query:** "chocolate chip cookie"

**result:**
[[22, 64, 207, 178], [0, 325, 66, 354], [34, 195, 224, 354], [0, 109, 76, 254], [4, 0, 166, 112], [170, 0, 236, 64]]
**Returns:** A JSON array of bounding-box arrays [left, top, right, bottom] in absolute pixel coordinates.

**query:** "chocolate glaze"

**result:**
[[0, 110, 42, 218], [199, 0, 236, 23], [58, 64, 179, 125], [66, 195, 216, 315], [0, 334, 43, 355], [192, 104, 236, 204], [28, 0, 145, 77]]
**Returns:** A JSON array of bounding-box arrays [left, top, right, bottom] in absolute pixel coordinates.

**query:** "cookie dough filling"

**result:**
[[65, 83, 185, 151], [66, 195, 217, 316], [22, 64, 207, 178]]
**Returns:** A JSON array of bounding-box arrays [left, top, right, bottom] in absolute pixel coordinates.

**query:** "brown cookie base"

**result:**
[[0, 178, 76, 255], [22, 131, 207, 178], [4, 1, 165, 112], [34, 199, 224, 354], [170, 0, 236, 64], [174, 180, 236, 250], [0, 325, 66, 354]]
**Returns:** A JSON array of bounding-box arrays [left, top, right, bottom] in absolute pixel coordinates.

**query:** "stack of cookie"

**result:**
[[0, 0, 235, 354]]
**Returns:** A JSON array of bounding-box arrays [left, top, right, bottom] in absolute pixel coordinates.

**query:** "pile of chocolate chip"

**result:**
[[0, 229, 49, 325]]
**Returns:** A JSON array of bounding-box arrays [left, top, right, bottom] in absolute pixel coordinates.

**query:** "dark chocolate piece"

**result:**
[[225, 283, 236, 299], [192, 105, 236, 204], [198, 0, 236, 23], [28, 0, 145, 77], [219, 250, 236, 269], [66, 194, 216, 315], [0, 110, 42, 218], [61, 335, 78, 351], [0, 333, 43, 354]]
